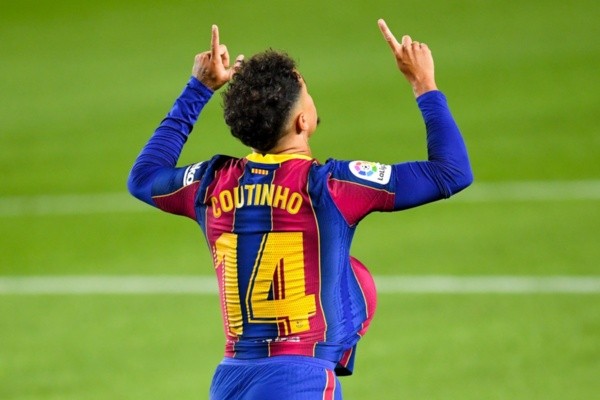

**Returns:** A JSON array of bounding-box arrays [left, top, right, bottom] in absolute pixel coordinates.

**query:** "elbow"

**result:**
[[451, 163, 474, 195], [127, 164, 159, 207], [461, 165, 474, 189], [126, 167, 149, 204], [126, 160, 163, 206], [126, 170, 142, 200], [435, 158, 473, 198]]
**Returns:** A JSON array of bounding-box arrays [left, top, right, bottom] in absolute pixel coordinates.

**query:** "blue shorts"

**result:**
[[209, 356, 342, 400]]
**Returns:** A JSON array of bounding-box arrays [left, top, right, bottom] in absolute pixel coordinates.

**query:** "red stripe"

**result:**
[[349, 256, 377, 336], [270, 160, 326, 343], [204, 159, 245, 357], [327, 178, 395, 225], [322, 369, 336, 400], [338, 347, 353, 368], [153, 181, 200, 219]]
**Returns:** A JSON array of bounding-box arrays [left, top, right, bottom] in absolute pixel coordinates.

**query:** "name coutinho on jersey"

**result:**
[[210, 184, 303, 218]]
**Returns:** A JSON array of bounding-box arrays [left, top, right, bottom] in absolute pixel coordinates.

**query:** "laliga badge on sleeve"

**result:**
[[183, 162, 203, 186], [349, 161, 391, 185]]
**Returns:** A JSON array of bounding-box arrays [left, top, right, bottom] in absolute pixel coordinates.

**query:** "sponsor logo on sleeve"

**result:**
[[183, 162, 203, 186], [349, 161, 391, 185]]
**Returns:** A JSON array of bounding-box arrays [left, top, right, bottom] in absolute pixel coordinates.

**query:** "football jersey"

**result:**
[[128, 77, 472, 376]]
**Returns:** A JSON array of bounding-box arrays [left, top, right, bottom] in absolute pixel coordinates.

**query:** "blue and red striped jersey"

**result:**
[[128, 77, 472, 375]]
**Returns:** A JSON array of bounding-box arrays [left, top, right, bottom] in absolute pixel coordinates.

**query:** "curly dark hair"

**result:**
[[222, 50, 302, 153]]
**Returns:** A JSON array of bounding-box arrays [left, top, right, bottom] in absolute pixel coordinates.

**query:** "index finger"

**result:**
[[211, 24, 220, 60], [377, 19, 401, 52]]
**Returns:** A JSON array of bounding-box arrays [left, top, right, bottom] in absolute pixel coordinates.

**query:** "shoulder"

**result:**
[[203, 154, 245, 171], [175, 155, 245, 192], [314, 158, 393, 188]]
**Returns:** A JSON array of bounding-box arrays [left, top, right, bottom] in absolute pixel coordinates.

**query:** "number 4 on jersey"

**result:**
[[214, 232, 317, 336]]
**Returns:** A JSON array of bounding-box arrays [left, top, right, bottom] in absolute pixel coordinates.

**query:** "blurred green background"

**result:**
[[1, 0, 598, 399]]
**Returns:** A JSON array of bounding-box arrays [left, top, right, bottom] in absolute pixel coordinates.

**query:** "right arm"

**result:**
[[325, 21, 473, 225], [377, 19, 437, 97], [378, 19, 473, 207]]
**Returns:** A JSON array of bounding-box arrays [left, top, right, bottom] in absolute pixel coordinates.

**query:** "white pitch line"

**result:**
[[0, 276, 218, 295], [0, 193, 148, 217], [1, 181, 599, 217], [374, 276, 600, 294], [0, 276, 599, 295], [457, 181, 600, 203]]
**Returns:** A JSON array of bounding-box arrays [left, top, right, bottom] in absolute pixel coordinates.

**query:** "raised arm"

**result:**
[[378, 19, 438, 97], [379, 19, 473, 208], [127, 25, 243, 206], [194, 25, 245, 91]]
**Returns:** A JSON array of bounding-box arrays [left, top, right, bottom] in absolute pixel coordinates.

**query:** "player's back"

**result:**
[[198, 153, 372, 372]]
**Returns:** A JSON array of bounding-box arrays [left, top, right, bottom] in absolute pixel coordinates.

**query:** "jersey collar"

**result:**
[[246, 153, 313, 164]]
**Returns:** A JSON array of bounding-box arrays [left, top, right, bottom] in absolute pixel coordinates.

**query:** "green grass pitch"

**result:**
[[1, 0, 599, 399]]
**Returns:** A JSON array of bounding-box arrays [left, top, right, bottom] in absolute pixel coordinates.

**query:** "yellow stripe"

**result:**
[[251, 168, 269, 175], [246, 152, 312, 164]]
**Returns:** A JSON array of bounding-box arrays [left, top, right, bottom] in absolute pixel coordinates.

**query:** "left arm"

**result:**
[[127, 24, 243, 207], [127, 78, 213, 206]]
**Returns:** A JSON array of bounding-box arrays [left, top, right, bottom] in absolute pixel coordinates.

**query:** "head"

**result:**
[[222, 50, 318, 153]]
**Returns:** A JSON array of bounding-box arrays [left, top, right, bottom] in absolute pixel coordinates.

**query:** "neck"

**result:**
[[266, 130, 312, 156], [270, 145, 311, 157]]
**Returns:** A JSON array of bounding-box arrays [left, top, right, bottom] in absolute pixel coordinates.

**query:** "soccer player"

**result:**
[[128, 19, 472, 400]]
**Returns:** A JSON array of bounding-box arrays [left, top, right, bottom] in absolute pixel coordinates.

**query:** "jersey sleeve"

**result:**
[[147, 161, 208, 219], [127, 77, 214, 219], [326, 90, 473, 226]]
